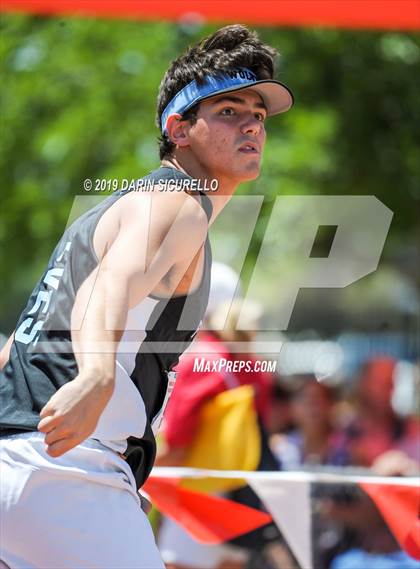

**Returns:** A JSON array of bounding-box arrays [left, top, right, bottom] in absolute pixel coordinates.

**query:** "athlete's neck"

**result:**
[[161, 156, 236, 223]]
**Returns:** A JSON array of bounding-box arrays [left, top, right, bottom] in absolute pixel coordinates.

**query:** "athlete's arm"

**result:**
[[0, 331, 14, 370], [38, 192, 208, 457]]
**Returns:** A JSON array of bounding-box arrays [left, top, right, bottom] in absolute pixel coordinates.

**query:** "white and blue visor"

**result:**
[[161, 67, 293, 133]]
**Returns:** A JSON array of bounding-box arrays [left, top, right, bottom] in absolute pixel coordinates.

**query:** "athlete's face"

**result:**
[[185, 89, 267, 184]]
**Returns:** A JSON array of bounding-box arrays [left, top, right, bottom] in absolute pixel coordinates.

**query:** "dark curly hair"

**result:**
[[156, 25, 278, 159]]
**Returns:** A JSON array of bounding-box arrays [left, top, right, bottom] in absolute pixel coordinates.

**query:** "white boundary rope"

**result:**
[[151, 466, 420, 487]]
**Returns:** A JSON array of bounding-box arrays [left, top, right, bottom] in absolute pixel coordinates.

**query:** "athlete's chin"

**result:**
[[223, 160, 261, 184], [238, 163, 261, 182]]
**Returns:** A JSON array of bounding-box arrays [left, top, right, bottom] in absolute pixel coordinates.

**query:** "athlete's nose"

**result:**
[[240, 115, 263, 136]]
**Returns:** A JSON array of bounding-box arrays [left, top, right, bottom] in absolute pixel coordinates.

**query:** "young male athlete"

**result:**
[[0, 24, 293, 569]]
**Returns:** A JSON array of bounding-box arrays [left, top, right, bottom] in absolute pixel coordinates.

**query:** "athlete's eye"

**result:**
[[255, 112, 266, 122], [220, 107, 235, 116]]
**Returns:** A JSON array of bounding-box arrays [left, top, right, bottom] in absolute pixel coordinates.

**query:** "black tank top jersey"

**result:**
[[0, 167, 213, 488]]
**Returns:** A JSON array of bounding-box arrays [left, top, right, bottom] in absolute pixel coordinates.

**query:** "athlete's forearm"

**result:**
[[71, 267, 130, 385], [38, 270, 132, 456]]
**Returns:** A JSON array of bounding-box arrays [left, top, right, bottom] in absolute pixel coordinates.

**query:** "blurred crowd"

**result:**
[[266, 359, 419, 569], [154, 263, 419, 569], [268, 357, 419, 475]]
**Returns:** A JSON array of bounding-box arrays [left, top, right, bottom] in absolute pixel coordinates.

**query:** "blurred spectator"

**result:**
[[270, 377, 350, 469], [346, 357, 416, 467], [391, 361, 420, 464], [372, 449, 419, 477], [319, 488, 418, 569], [265, 381, 295, 436], [157, 301, 272, 462], [372, 360, 419, 474]]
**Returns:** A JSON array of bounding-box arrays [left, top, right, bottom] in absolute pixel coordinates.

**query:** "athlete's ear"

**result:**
[[166, 114, 190, 148]]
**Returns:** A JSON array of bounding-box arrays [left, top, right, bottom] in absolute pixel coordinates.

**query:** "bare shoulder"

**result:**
[[122, 189, 208, 235], [118, 189, 208, 258], [94, 187, 208, 262]]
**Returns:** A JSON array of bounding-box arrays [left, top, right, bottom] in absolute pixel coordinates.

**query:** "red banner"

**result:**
[[361, 482, 420, 561], [1, 0, 419, 30], [144, 477, 272, 544]]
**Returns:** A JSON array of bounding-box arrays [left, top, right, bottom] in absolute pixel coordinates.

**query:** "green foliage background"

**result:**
[[1, 15, 419, 334]]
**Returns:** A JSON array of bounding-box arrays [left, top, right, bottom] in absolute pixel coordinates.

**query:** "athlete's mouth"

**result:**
[[238, 142, 259, 154]]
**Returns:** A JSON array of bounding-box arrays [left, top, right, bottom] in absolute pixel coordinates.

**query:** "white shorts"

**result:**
[[0, 432, 164, 569]]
